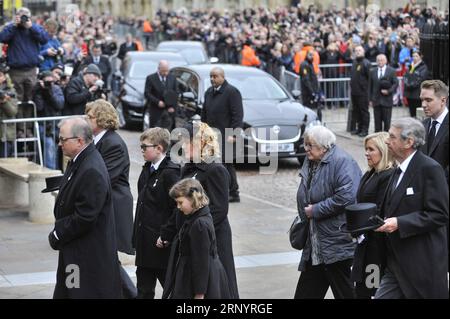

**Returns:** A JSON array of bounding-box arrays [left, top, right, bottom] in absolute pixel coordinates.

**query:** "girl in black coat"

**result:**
[[164, 178, 231, 299], [166, 122, 239, 298], [351, 132, 395, 299]]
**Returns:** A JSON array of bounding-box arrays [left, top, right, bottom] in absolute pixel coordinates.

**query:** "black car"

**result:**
[[112, 51, 188, 129], [171, 64, 321, 163], [156, 41, 218, 64]]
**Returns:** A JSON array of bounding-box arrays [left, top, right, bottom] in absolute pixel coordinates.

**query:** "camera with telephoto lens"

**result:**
[[20, 15, 30, 26], [0, 90, 16, 100], [93, 80, 110, 99]]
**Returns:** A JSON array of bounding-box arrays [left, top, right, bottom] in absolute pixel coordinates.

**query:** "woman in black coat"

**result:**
[[86, 100, 136, 298], [403, 51, 429, 118], [164, 179, 230, 299], [166, 122, 239, 299], [351, 132, 395, 299]]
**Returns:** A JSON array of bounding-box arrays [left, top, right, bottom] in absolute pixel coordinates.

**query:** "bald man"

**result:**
[[144, 60, 177, 129], [369, 54, 399, 132], [49, 118, 122, 298], [201, 67, 244, 202]]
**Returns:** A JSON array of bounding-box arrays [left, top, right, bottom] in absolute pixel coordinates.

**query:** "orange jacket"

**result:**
[[135, 40, 144, 52], [296, 46, 320, 75], [241, 45, 261, 67], [143, 21, 153, 33]]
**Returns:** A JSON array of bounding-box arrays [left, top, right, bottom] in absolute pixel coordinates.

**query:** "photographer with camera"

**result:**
[[0, 64, 18, 158], [39, 19, 64, 72], [64, 64, 106, 116], [33, 71, 64, 169], [0, 7, 49, 108]]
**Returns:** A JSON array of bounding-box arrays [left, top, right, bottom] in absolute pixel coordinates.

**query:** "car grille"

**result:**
[[250, 125, 301, 143]]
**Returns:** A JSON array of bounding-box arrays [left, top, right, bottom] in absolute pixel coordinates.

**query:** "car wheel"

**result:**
[[143, 107, 151, 131], [116, 102, 127, 129]]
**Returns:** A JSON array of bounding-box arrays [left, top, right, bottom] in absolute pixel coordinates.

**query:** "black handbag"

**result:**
[[289, 214, 309, 250]]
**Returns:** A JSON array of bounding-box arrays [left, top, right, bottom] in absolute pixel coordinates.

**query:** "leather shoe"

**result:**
[[350, 130, 360, 135], [358, 132, 368, 137], [229, 195, 241, 203]]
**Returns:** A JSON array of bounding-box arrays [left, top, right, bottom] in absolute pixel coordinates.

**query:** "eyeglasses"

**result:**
[[58, 136, 79, 143], [140, 144, 157, 151], [304, 143, 319, 150]]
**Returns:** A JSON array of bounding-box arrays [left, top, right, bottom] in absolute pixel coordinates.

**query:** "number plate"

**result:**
[[260, 143, 294, 153]]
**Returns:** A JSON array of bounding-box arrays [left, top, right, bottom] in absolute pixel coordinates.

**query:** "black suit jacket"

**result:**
[[144, 72, 177, 127], [422, 113, 449, 182], [201, 80, 244, 139], [132, 157, 180, 268], [82, 55, 112, 82], [52, 143, 122, 298], [369, 65, 399, 107], [95, 130, 134, 255], [380, 151, 448, 298]]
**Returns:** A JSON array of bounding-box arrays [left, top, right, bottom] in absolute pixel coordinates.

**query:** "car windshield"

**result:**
[[129, 60, 186, 78], [178, 48, 207, 64], [203, 74, 289, 100]]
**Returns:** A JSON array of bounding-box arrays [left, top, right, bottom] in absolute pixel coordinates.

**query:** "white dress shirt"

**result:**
[[93, 130, 107, 145], [395, 151, 417, 188]]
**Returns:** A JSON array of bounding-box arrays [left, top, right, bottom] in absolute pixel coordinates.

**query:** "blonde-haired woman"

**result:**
[[351, 131, 395, 299], [166, 121, 239, 299], [85, 99, 137, 298]]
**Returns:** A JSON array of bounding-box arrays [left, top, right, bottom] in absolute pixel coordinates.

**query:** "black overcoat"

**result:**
[[132, 157, 180, 268], [144, 72, 177, 128], [52, 143, 122, 298], [95, 130, 134, 254]]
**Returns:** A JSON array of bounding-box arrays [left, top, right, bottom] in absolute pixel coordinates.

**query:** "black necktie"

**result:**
[[388, 167, 402, 199], [161, 77, 166, 87], [427, 120, 438, 153], [149, 165, 156, 174]]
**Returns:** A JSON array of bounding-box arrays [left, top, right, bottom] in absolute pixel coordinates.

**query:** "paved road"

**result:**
[[0, 107, 410, 299]]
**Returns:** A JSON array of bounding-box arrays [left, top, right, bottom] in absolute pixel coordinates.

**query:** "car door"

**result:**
[[173, 69, 201, 127]]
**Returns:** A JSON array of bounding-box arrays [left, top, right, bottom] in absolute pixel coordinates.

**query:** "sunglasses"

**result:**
[[140, 143, 157, 151]]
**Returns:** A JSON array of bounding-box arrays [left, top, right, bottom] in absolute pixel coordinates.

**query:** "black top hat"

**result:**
[[42, 175, 64, 193], [163, 89, 178, 107], [379, 78, 391, 90], [340, 203, 384, 235]]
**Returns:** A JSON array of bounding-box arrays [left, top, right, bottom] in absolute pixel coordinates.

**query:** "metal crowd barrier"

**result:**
[[1, 115, 80, 168], [279, 67, 405, 126]]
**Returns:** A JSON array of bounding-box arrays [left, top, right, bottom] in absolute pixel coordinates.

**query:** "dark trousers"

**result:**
[[119, 262, 137, 299], [225, 163, 239, 196], [136, 266, 166, 299], [351, 95, 370, 133], [374, 268, 405, 299], [407, 98, 421, 118], [373, 105, 392, 132], [294, 259, 355, 299]]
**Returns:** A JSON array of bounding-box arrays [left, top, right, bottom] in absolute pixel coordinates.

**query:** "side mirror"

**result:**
[[291, 90, 301, 99], [209, 57, 219, 64], [182, 91, 196, 102]]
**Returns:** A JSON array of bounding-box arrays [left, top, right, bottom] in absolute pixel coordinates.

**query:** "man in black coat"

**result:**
[[118, 34, 138, 61], [132, 128, 180, 299], [201, 67, 244, 202], [375, 117, 448, 299], [80, 45, 112, 87], [419, 80, 449, 271], [64, 64, 104, 115], [369, 54, 399, 132], [420, 80, 449, 182], [299, 51, 322, 121], [48, 117, 122, 298], [86, 100, 136, 298], [144, 60, 177, 129], [350, 45, 371, 137]]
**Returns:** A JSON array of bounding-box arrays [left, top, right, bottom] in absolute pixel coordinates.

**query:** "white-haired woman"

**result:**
[[294, 125, 362, 299]]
